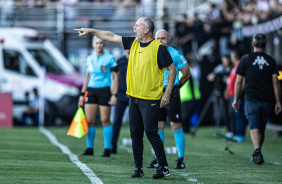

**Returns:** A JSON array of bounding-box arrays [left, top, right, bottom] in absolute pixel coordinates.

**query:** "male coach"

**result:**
[[74, 16, 176, 178], [232, 33, 281, 164]]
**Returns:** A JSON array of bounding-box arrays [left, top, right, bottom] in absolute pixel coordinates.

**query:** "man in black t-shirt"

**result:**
[[232, 34, 281, 165], [74, 17, 176, 179]]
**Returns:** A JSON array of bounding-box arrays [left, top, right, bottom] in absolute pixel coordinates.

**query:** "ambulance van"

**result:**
[[0, 28, 84, 125]]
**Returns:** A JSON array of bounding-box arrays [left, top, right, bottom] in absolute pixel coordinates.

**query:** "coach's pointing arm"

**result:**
[[73, 28, 123, 47]]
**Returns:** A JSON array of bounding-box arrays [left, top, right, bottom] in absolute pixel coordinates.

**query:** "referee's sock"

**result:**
[[103, 125, 113, 149], [158, 130, 165, 144], [154, 130, 165, 159], [173, 128, 185, 161], [86, 126, 96, 148]]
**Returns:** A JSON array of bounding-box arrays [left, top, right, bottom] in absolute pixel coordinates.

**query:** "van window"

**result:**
[[28, 49, 64, 74], [3, 50, 36, 76]]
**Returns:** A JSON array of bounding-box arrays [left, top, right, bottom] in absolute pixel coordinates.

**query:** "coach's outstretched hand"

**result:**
[[73, 28, 91, 36]]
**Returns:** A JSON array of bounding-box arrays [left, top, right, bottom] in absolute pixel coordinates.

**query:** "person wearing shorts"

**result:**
[[147, 29, 190, 169], [78, 36, 118, 157], [232, 33, 281, 164]]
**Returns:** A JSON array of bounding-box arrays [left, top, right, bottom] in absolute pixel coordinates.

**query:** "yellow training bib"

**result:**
[[126, 39, 165, 100]]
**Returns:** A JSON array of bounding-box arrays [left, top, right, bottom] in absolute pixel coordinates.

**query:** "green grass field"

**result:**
[[0, 125, 282, 184]]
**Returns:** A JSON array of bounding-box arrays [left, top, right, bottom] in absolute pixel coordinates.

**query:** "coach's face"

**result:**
[[133, 18, 146, 41], [155, 30, 170, 47]]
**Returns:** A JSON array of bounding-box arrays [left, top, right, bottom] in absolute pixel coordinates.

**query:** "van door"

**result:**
[[1, 49, 40, 119]]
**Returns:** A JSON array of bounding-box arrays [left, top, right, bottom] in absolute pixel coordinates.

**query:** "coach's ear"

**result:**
[[144, 27, 149, 34]]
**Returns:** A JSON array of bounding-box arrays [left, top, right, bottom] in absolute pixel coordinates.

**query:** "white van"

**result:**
[[0, 28, 84, 125]]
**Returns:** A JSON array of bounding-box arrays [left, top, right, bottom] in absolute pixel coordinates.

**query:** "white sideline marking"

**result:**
[[119, 144, 133, 153], [187, 178, 198, 182], [39, 127, 103, 184], [174, 170, 202, 183], [270, 161, 281, 165], [120, 137, 133, 153]]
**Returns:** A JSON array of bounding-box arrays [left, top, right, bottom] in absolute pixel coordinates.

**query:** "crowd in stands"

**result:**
[[171, 0, 282, 62], [0, 0, 141, 8]]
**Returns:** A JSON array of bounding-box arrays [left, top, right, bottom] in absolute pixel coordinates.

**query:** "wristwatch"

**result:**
[[112, 93, 118, 97]]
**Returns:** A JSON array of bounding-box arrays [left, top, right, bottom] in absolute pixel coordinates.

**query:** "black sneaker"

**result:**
[[146, 158, 159, 168], [251, 152, 264, 165], [131, 167, 144, 178], [174, 157, 185, 169], [101, 149, 110, 157], [80, 148, 93, 156], [152, 166, 170, 179]]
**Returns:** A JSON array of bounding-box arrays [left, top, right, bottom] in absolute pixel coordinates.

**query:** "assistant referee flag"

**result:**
[[67, 107, 88, 138]]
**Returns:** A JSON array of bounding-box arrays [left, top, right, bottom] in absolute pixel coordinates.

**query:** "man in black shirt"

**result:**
[[74, 17, 176, 179], [232, 33, 281, 165]]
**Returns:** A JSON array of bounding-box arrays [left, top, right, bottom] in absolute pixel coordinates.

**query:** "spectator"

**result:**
[[21, 88, 40, 126], [206, 3, 221, 22], [174, 14, 193, 60], [218, 0, 234, 56], [161, 7, 170, 31], [226, 50, 247, 142], [192, 13, 206, 50], [270, 0, 282, 15]]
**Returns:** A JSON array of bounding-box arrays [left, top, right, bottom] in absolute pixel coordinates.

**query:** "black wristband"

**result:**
[[80, 92, 85, 96], [112, 93, 118, 97]]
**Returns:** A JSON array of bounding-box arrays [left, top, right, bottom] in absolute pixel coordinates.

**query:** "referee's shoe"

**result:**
[[80, 148, 93, 156], [174, 157, 185, 169]]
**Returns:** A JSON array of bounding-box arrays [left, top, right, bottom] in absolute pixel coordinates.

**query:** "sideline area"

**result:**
[[39, 126, 103, 184], [1, 126, 281, 184]]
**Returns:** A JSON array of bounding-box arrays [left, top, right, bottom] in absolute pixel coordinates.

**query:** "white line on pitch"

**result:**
[[39, 127, 103, 184]]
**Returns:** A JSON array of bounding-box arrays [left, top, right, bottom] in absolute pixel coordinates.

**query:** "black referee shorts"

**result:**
[[85, 87, 111, 106], [158, 86, 181, 123]]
